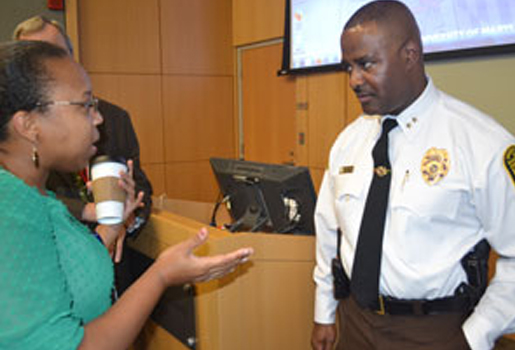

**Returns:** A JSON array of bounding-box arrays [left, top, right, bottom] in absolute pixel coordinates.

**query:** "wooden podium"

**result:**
[[129, 200, 316, 350]]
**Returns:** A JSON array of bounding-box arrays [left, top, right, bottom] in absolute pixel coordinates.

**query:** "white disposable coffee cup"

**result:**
[[90, 156, 127, 225]]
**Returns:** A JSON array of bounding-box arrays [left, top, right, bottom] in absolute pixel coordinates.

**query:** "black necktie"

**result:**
[[350, 118, 398, 310]]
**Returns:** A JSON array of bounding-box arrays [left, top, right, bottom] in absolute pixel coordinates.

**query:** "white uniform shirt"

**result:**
[[313, 78, 515, 350]]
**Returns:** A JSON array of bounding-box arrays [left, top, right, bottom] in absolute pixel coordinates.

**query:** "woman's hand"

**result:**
[[96, 224, 125, 262], [154, 228, 254, 287], [92, 159, 144, 262], [118, 159, 144, 222], [84, 159, 144, 223]]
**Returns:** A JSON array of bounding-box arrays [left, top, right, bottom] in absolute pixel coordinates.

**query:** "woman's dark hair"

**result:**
[[0, 40, 68, 142]]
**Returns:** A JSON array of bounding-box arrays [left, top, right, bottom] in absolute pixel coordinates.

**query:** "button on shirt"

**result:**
[[313, 78, 515, 350]]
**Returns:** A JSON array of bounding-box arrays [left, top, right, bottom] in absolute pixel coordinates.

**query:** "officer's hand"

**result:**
[[311, 322, 337, 350]]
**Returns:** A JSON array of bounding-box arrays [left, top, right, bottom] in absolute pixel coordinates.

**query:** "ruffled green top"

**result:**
[[0, 168, 114, 349]]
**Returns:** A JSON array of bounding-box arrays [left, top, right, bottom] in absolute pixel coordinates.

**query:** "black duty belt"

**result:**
[[374, 294, 472, 316]]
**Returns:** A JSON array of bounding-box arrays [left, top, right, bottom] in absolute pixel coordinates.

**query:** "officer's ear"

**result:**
[[402, 39, 421, 69]]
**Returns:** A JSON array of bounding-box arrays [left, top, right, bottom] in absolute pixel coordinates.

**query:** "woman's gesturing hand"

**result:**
[[155, 228, 254, 287]]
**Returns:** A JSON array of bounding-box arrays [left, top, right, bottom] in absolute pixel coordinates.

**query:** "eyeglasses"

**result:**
[[36, 97, 99, 114]]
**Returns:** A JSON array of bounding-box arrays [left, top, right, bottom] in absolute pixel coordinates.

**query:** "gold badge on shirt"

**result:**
[[504, 145, 515, 187], [421, 148, 450, 186]]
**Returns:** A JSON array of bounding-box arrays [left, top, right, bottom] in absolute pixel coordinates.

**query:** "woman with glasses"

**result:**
[[0, 40, 253, 350]]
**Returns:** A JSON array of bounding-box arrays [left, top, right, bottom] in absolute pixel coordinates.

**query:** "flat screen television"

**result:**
[[210, 158, 317, 235], [280, 0, 515, 75]]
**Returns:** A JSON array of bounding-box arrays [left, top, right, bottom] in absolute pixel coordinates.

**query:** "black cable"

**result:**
[[210, 192, 229, 227]]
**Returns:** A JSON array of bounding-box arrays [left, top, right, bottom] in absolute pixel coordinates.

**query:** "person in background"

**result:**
[[311, 1, 515, 349], [13, 15, 153, 292], [0, 40, 253, 350]]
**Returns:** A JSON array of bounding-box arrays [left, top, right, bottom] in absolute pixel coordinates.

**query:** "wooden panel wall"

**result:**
[[77, 0, 236, 202], [79, 0, 161, 74], [161, 0, 235, 202], [161, 0, 233, 75], [233, 0, 285, 45], [162, 75, 234, 202], [305, 73, 347, 169], [88, 74, 164, 164], [241, 43, 297, 164]]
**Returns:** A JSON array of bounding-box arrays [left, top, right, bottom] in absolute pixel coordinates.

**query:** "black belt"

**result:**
[[373, 294, 472, 316]]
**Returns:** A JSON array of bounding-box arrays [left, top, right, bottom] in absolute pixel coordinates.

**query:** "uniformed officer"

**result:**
[[311, 1, 515, 350]]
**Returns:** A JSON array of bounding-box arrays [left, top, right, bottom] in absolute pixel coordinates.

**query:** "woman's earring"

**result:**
[[32, 146, 40, 168]]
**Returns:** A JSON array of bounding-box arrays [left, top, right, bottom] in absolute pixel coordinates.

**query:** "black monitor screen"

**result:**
[[210, 158, 317, 235]]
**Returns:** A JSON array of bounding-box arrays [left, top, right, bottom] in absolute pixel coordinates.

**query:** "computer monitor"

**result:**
[[209, 157, 317, 235]]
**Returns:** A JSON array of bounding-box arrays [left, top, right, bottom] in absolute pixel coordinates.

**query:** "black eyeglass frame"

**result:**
[[35, 96, 99, 113]]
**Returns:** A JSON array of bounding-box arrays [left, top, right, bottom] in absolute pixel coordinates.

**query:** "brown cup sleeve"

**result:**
[[92, 176, 127, 203]]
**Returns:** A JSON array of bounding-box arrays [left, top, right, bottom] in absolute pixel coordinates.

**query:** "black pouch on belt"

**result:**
[[332, 228, 350, 300], [332, 257, 350, 299]]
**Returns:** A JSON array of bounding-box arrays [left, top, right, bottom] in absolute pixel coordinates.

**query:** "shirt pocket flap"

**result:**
[[333, 168, 368, 201]]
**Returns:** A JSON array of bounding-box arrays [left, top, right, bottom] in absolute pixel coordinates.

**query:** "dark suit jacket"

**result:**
[[46, 98, 153, 237]]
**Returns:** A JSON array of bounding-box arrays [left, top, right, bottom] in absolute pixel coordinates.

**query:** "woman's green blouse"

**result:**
[[0, 168, 114, 349]]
